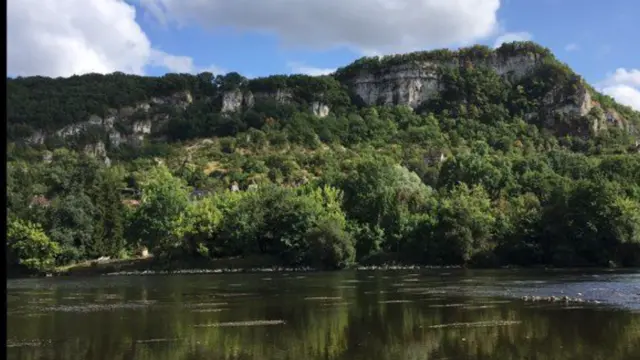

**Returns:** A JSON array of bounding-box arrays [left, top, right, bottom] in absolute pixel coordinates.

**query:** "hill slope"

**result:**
[[6, 42, 640, 274]]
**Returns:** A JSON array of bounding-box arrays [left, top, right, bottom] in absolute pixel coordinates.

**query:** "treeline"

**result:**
[[334, 42, 553, 80], [7, 72, 214, 137]]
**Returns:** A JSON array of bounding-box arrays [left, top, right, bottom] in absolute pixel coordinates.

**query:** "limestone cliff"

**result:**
[[343, 52, 543, 108], [219, 74, 342, 118], [221, 88, 331, 118], [13, 42, 639, 152], [28, 91, 193, 147], [335, 43, 634, 137], [221, 89, 254, 113]]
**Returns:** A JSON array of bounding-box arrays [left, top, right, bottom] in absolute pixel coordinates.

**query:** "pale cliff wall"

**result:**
[[349, 53, 544, 108], [340, 50, 631, 137], [28, 91, 193, 147], [221, 88, 331, 118]]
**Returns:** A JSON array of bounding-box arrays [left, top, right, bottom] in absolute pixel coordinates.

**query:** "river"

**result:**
[[7, 269, 640, 360]]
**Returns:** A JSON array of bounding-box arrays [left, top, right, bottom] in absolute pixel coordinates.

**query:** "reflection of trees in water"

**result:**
[[8, 274, 640, 360]]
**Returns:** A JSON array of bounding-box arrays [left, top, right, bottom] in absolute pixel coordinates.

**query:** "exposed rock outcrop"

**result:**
[[345, 53, 543, 109], [28, 130, 46, 145], [83, 141, 107, 158], [25, 91, 192, 147], [222, 89, 253, 113], [311, 102, 330, 118], [221, 89, 295, 113], [150, 91, 193, 109], [340, 49, 635, 137], [83, 141, 111, 166], [255, 89, 293, 104], [534, 84, 631, 136]]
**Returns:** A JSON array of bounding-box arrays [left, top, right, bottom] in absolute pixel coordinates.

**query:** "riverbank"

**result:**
[[37, 255, 468, 278], [7, 255, 624, 278], [51, 255, 283, 276], [17, 256, 627, 279]]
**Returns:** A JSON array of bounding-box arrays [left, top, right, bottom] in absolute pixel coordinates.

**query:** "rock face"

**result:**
[[84, 141, 107, 158], [28, 130, 46, 145], [350, 62, 442, 108], [56, 114, 104, 138], [220, 87, 334, 118], [256, 89, 293, 104], [535, 84, 595, 136], [150, 91, 193, 109], [222, 89, 252, 113], [220, 87, 332, 119], [534, 85, 631, 136], [221, 89, 295, 113], [311, 102, 330, 118], [347, 53, 543, 109], [83, 141, 111, 166], [26, 91, 192, 147], [342, 51, 633, 136]]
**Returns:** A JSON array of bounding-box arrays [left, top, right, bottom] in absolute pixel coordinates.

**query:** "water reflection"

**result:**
[[7, 270, 640, 360]]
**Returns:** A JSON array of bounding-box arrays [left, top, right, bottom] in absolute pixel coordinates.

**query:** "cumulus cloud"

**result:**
[[492, 31, 533, 48], [287, 62, 335, 76], [7, 0, 220, 77], [600, 68, 640, 88], [149, 49, 226, 74], [137, 0, 502, 54], [599, 68, 640, 111]]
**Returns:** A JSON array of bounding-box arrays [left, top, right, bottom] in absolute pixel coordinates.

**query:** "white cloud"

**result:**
[[7, 0, 221, 77], [150, 50, 196, 73], [564, 43, 579, 52], [149, 49, 226, 74], [599, 68, 640, 111], [287, 62, 335, 76], [137, 0, 502, 54], [602, 85, 640, 111], [600, 68, 640, 88], [492, 31, 533, 48]]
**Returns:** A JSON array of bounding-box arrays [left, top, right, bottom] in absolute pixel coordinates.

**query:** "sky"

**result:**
[[6, 0, 640, 111]]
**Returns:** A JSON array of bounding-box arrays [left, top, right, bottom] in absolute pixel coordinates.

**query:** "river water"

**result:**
[[7, 269, 640, 360]]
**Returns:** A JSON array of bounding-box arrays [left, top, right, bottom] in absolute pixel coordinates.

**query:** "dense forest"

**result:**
[[6, 42, 640, 275]]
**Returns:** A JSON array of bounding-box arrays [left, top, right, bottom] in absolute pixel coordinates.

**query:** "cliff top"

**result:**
[[334, 41, 554, 79]]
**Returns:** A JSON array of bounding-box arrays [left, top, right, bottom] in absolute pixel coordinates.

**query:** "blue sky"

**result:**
[[139, 0, 639, 83], [7, 0, 640, 110]]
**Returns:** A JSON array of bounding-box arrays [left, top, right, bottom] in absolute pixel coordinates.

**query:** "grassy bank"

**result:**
[[51, 254, 292, 277], [44, 254, 467, 277]]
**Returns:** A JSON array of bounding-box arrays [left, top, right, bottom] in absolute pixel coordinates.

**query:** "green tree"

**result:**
[[48, 192, 97, 264], [91, 168, 126, 258], [431, 185, 497, 265], [7, 218, 60, 273], [129, 165, 191, 257]]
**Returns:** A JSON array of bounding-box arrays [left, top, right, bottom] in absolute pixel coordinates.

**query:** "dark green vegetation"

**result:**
[[6, 42, 640, 275]]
